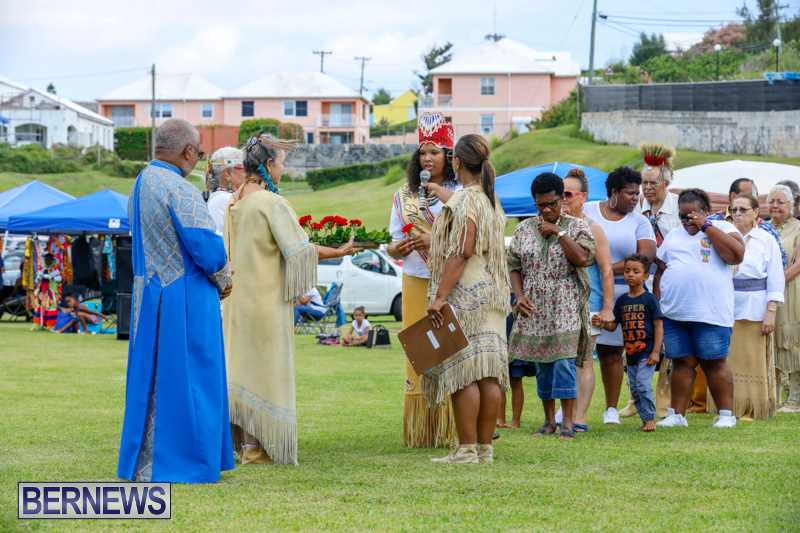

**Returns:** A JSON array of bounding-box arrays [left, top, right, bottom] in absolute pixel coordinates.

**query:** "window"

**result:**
[[480, 114, 495, 134], [148, 103, 173, 118], [284, 101, 308, 117], [201, 103, 214, 119], [480, 77, 495, 96], [306, 132, 314, 144], [362, 103, 367, 120], [242, 101, 254, 117]]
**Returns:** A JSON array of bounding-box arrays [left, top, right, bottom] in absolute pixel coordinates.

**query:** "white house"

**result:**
[[0, 84, 114, 150]]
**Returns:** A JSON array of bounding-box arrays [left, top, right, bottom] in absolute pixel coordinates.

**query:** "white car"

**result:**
[[317, 248, 403, 320]]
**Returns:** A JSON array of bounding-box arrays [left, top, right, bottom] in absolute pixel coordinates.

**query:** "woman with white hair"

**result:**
[[769, 184, 800, 412], [205, 146, 246, 237]]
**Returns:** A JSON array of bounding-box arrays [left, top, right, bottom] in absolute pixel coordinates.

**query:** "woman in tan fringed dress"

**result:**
[[770, 185, 800, 412], [223, 134, 359, 465], [424, 134, 511, 465]]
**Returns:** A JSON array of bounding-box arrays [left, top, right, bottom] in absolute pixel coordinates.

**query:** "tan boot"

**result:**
[[618, 398, 638, 418], [431, 444, 478, 464], [476, 444, 494, 463], [240, 446, 275, 465]]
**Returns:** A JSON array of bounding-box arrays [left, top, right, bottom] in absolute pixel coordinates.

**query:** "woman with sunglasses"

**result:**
[[560, 168, 615, 433], [584, 167, 656, 425], [507, 172, 595, 440], [769, 185, 800, 413], [205, 146, 246, 237], [654, 188, 745, 428], [704, 193, 783, 420]]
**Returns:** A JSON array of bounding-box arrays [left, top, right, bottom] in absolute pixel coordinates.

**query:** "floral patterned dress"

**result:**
[[507, 214, 595, 365]]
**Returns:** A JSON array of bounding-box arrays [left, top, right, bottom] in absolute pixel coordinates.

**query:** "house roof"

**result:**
[[226, 71, 367, 101], [430, 38, 581, 77], [0, 76, 28, 102], [98, 73, 225, 101], [22, 89, 113, 125]]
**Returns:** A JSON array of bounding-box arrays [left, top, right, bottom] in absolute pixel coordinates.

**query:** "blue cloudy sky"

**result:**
[[0, 0, 795, 102]]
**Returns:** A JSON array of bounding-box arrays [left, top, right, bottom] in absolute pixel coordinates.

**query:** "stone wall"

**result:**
[[284, 144, 418, 175], [581, 110, 800, 158]]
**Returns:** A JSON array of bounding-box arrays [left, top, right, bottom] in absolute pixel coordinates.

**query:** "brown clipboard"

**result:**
[[398, 303, 470, 376]]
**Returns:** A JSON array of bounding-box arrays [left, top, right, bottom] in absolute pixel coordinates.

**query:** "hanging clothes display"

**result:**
[[101, 236, 116, 280]]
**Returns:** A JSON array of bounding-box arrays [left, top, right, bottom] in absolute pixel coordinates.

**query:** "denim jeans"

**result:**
[[627, 355, 657, 424], [294, 305, 325, 324]]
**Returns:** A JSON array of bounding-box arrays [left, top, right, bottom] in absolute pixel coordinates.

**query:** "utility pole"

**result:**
[[313, 50, 332, 73], [355, 56, 371, 95], [775, 3, 786, 54], [588, 0, 598, 85], [150, 64, 156, 161]]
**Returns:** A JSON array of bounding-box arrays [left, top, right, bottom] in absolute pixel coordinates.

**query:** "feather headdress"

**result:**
[[246, 133, 307, 153], [639, 141, 675, 172]]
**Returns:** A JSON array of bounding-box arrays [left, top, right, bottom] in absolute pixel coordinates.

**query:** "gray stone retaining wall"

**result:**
[[581, 110, 800, 158], [284, 144, 418, 174]]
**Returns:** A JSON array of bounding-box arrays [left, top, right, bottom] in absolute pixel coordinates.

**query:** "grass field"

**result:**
[[1, 317, 799, 531]]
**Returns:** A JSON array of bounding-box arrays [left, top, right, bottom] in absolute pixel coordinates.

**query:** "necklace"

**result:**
[[462, 179, 481, 187], [775, 219, 790, 238]]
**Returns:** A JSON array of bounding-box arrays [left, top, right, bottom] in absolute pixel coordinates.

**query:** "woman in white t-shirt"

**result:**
[[583, 167, 656, 425], [205, 146, 246, 237], [654, 189, 745, 429]]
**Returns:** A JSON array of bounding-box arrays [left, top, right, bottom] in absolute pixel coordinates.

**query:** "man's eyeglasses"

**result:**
[[191, 145, 205, 159], [535, 200, 561, 210], [729, 207, 755, 214], [642, 179, 662, 189]]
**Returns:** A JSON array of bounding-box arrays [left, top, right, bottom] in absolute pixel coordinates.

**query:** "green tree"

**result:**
[[415, 42, 453, 95], [371, 88, 392, 106], [46, 83, 56, 94], [737, 0, 779, 43], [630, 33, 668, 66]]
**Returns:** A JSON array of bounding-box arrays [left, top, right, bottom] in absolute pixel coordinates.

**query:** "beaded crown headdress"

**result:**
[[418, 111, 454, 150]]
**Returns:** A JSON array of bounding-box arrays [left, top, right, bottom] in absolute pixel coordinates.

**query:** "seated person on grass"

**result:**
[[593, 254, 664, 432], [53, 294, 110, 334], [341, 306, 371, 346], [294, 287, 326, 324]]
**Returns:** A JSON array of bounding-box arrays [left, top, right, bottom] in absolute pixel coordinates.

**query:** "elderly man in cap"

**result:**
[[117, 118, 234, 483]]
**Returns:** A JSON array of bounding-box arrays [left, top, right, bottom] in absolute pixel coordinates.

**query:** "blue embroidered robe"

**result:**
[[117, 160, 234, 483]]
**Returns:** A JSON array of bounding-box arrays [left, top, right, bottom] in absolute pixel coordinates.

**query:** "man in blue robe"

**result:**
[[118, 118, 234, 483]]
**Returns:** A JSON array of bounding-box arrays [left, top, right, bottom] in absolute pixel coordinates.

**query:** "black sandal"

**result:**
[[533, 423, 557, 436], [559, 426, 577, 440]]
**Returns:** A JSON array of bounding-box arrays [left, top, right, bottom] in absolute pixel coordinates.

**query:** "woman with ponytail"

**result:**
[[424, 134, 511, 464], [223, 134, 360, 466]]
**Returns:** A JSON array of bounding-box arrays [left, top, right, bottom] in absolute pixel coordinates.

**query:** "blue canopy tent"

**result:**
[[0, 180, 75, 230], [496, 162, 608, 217], [7, 189, 129, 235]]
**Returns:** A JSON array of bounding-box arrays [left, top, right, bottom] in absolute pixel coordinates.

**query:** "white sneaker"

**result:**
[[656, 408, 688, 427], [555, 407, 563, 425], [712, 410, 737, 428], [603, 407, 621, 425]]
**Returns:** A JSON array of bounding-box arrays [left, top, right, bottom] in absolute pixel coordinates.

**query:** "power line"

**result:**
[[354, 56, 371, 95], [16, 67, 148, 82]]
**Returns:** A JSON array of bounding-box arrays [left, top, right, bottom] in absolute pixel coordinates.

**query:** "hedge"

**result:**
[[115, 127, 151, 161], [306, 154, 412, 189], [0, 144, 82, 173], [238, 119, 305, 145], [95, 154, 147, 178]]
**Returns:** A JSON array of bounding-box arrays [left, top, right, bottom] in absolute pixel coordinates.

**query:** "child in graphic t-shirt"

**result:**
[[342, 306, 371, 346], [593, 254, 663, 431]]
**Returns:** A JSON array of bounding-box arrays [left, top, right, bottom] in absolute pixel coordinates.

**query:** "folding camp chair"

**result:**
[[295, 283, 343, 335], [0, 296, 32, 321], [77, 300, 117, 334]]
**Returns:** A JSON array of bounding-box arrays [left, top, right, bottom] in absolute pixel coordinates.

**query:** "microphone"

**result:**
[[419, 170, 431, 209]]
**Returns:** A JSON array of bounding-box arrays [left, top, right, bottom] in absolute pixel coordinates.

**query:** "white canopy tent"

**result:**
[[671, 160, 800, 215]]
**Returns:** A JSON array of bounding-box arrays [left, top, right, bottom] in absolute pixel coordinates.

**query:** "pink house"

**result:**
[[97, 73, 225, 130], [97, 71, 370, 145], [421, 38, 580, 138], [223, 72, 371, 145]]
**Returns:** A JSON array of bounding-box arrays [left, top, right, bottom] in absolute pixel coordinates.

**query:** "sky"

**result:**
[[1, 0, 796, 103]]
